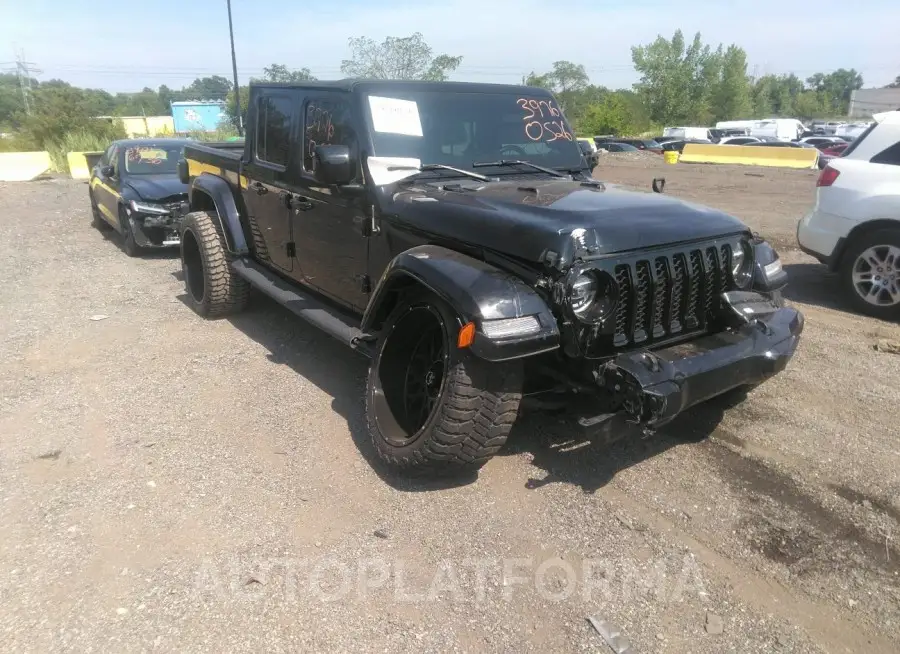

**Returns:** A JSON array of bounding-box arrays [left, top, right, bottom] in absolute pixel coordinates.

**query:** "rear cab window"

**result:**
[[255, 93, 294, 168]]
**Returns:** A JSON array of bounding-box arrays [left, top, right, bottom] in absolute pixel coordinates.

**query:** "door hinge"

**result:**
[[286, 242, 296, 257], [359, 274, 372, 293]]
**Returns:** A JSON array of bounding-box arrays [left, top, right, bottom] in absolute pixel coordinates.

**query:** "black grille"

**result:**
[[610, 242, 734, 347]]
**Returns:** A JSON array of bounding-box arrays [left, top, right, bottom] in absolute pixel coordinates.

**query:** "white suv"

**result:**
[[797, 110, 900, 319]]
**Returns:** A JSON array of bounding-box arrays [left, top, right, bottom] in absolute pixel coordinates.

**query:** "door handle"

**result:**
[[292, 195, 314, 212], [251, 181, 268, 195]]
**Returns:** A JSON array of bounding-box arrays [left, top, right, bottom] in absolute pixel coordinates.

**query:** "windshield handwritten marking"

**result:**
[[517, 98, 572, 143]]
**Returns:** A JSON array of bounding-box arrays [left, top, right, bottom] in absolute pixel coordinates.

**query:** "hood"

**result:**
[[389, 179, 748, 269], [125, 175, 188, 202]]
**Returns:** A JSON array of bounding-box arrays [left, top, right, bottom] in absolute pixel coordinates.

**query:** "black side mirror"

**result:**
[[100, 165, 114, 178], [314, 145, 356, 186]]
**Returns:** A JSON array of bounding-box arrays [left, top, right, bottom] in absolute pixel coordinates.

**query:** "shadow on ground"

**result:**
[[191, 292, 730, 494], [782, 262, 847, 312], [502, 391, 734, 494]]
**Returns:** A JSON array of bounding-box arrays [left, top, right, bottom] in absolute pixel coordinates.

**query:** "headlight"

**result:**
[[731, 241, 753, 288], [569, 271, 617, 322], [130, 200, 171, 215]]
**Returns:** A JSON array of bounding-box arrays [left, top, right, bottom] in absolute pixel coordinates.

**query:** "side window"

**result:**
[[871, 141, 900, 166], [101, 145, 114, 166], [256, 94, 293, 167], [107, 145, 119, 175], [303, 96, 357, 173]]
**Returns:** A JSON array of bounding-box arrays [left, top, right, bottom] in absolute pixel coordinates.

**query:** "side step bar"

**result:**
[[231, 258, 374, 356]]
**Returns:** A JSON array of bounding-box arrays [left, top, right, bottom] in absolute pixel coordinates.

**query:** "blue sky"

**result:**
[[2, 0, 897, 92]]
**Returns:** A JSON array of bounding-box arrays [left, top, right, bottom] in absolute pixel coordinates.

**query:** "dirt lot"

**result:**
[[1, 162, 898, 653]]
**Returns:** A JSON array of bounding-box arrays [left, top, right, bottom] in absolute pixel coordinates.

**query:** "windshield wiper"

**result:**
[[386, 163, 491, 182], [471, 160, 568, 178]]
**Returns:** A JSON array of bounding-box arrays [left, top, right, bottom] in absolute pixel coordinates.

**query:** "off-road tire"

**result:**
[[180, 210, 249, 318], [366, 291, 523, 474], [840, 228, 900, 321]]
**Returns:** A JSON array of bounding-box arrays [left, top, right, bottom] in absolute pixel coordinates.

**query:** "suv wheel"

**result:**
[[366, 291, 523, 474], [841, 228, 900, 320], [180, 210, 249, 318]]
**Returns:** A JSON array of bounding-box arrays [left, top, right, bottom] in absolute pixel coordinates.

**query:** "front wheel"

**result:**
[[841, 229, 900, 320], [366, 291, 523, 474]]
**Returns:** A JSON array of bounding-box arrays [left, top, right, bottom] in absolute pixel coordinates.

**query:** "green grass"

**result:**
[[46, 130, 116, 173]]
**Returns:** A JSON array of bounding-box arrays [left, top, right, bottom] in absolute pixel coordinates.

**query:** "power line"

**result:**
[[1, 49, 41, 115]]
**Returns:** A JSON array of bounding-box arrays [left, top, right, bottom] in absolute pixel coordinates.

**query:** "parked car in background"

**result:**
[[88, 138, 192, 256], [650, 135, 680, 144], [663, 126, 713, 141], [595, 138, 663, 154], [820, 142, 850, 156], [750, 119, 806, 142], [660, 139, 712, 153], [719, 136, 763, 145], [797, 110, 900, 319], [835, 123, 872, 141], [597, 142, 640, 153], [800, 136, 847, 147]]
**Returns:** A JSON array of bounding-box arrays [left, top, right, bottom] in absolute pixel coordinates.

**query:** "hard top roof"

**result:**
[[248, 78, 553, 96], [113, 137, 193, 147]]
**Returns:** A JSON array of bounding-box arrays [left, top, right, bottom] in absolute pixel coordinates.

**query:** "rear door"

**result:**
[[242, 90, 297, 274]]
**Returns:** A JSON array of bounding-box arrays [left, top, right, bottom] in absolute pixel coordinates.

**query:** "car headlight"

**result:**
[[569, 271, 617, 322], [731, 241, 754, 288], [129, 200, 171, 215]]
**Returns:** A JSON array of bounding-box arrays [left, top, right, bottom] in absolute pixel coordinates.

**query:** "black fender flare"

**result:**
[[189, 174, 248, 254], [361, 245, 560, 362]]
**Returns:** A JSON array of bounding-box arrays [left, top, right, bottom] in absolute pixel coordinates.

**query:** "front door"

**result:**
[[91, 144, 122, 229], [242, 92, 297, 274], [288, 94, 370, 311]]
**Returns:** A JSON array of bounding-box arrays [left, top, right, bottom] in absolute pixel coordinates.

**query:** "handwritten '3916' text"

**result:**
[[516, 98, 573, 143]]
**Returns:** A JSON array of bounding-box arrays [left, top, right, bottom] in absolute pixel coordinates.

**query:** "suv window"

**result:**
[[303, 96, 357, 173], [256, 94, 293, 167], [871, 141, 900, 166]]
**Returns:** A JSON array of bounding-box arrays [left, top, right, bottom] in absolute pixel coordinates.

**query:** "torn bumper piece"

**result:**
[[595, 291, 804, 429]]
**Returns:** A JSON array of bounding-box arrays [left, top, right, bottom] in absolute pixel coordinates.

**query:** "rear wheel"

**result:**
[[366, 291, 523, 474], [180, 210, 249, 318], [841, 229, 900, 320], [89, 191, 110, 230]]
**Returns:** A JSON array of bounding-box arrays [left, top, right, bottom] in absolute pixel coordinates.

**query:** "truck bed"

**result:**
[[183, 141, 244, 174]]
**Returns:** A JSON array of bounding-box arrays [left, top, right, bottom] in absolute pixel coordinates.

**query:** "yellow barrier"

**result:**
[[679, 143, 818, 169], [67, 151, 103, 179], [0, 151, 52, 181]]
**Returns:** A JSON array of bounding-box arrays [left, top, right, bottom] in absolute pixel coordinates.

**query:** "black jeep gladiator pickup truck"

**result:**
[[177, 80, 803, 474]]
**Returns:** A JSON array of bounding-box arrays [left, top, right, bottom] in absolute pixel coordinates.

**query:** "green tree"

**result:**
[[182, 75, 232, 100], [258, 64, 316, 83], [580, 92, 638, 136], [631, 30, 723, 125], [806, 69, 863, 113], [793, 91, 828, 120], [17, 84, 124, 149], [340, 32, 462, 81], [710, 45, 752, 121]]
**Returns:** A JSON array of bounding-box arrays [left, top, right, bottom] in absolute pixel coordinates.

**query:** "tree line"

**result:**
[[1, 30, 896, 157]]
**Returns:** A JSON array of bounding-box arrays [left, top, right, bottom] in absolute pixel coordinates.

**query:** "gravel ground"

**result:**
[[0, 172, 898, 653]]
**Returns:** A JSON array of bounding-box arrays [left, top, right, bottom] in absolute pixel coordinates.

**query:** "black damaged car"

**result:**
[[88, 138, 192, 256], [175, 80, 804, 475]]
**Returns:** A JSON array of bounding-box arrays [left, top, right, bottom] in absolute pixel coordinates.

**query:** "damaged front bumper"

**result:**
[[590, 291, 804, 429], [127, 208, 185, 248]]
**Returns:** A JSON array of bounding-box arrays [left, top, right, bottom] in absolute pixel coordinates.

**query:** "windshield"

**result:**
[[124, 145, 183, 175], [365, 91, 583, 172]]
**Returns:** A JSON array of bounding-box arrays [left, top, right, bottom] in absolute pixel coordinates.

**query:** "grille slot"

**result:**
[[609, 241, 734, 347]]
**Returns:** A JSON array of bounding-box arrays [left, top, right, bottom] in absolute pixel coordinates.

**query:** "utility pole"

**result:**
[[226, 0, 242, 135], [1, 50, 41, 115]]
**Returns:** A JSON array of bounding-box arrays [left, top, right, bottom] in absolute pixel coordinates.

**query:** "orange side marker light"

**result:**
[[457, 322, 476, 349]]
